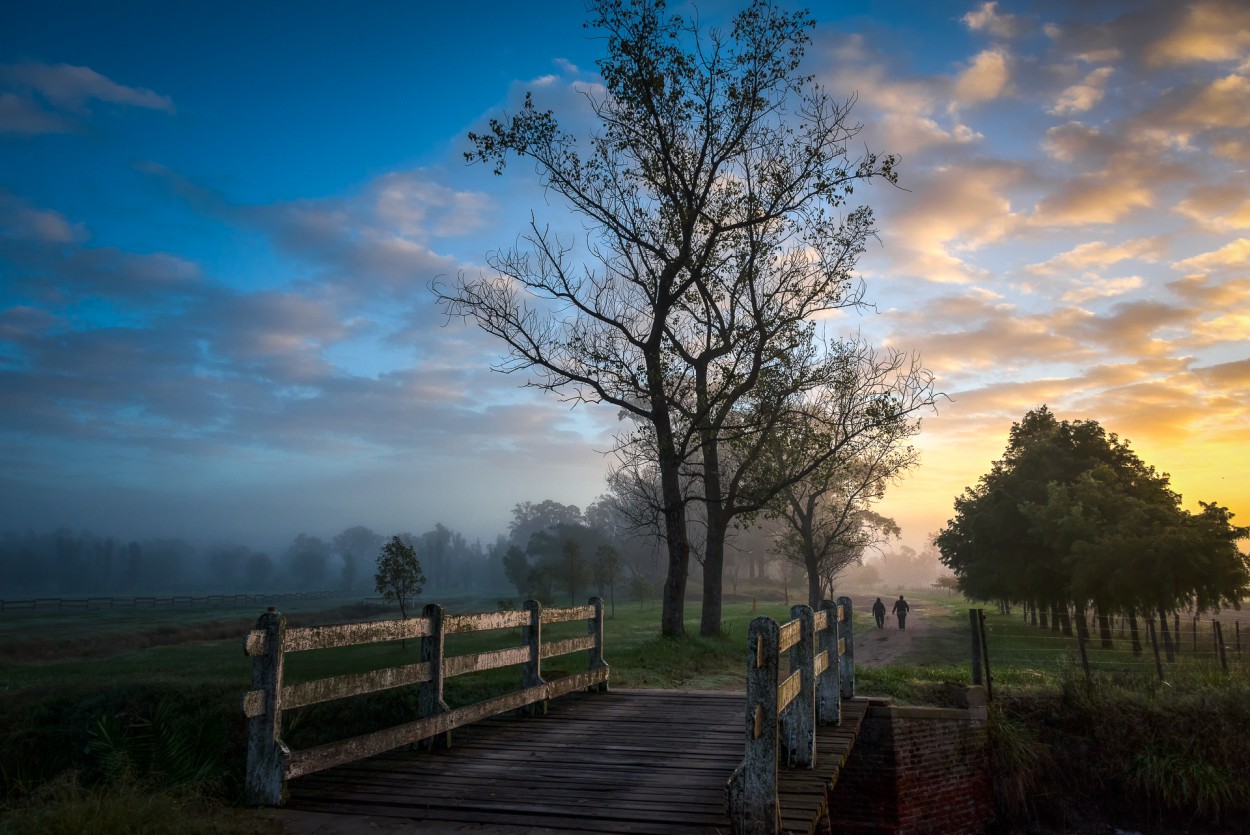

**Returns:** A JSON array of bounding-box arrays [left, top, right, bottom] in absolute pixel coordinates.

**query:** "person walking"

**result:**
[[892, 595, 910, 630], [872, 597, 886, 628]]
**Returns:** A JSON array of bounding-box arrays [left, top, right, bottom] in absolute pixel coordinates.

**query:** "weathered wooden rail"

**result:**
[[242, 597, 609, 806], [726, 597, 854, 834]]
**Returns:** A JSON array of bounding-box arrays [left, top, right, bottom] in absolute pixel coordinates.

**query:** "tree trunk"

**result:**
[[655, 410, 691, 638], [1128, 612, 1141, 656], [1097, 607, 1113, 650], [1158, 605, 1175, 662], [1059, 606, 1072, 636], [699, 427, 727, 638], [1038, 605, 1049, 630]]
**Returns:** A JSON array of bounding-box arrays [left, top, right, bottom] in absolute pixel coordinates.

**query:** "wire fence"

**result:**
[[971, 607, 1246, 690]]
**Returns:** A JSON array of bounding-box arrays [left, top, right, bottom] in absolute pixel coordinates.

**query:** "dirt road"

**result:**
[[846, 593, 933, 667]]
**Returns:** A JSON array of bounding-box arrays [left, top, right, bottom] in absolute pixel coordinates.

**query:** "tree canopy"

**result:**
[[936, 406, 1249, 620], [439, 0, 903, 636]]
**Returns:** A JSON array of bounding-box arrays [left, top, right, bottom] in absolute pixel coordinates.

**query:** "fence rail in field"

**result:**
[[0, 590, 339, 612], [726, 596, 854, 834], [242, 597, 609, 806]]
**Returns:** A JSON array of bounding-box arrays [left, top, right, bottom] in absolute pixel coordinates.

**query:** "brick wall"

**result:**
[[827, 690, 994, 835]]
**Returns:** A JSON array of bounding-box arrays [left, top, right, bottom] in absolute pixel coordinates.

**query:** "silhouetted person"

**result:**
[[892, 595, 910, 630], [872, 597, 886, 628]]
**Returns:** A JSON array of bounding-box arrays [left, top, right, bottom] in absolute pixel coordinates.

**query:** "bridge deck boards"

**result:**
[[777, 699, 870, 835], [282, 688, 744, 833], [279, 689, 869, 834]]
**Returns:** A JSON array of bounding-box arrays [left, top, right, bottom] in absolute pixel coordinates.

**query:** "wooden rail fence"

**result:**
[[242, 597, 609, 806], [726, 596, 854, 833]]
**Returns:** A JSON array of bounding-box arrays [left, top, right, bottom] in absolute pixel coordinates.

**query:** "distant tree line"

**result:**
[[0, 522, 506, 598]]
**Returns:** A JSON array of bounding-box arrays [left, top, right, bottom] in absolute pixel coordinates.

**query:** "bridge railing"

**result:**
[[726, 596, 853, 833], [242, 597, 609, 806]]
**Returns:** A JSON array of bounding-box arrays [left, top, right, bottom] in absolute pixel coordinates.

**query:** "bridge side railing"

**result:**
[[242, 597, 609, 806], [726, 596, 853, 833]]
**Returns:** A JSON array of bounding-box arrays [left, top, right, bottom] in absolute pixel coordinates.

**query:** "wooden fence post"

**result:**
[[1146, 617, 1164, 681], [244, 609, 289, 806], [837, 596, 854, 699], [729, 616, 780, 834], [969, 609, 984, 686], [1213, 620, 1228, 674], [780, 605, 815, 768], [419, 604, 451, 749], [588, 596, 610, 692], [523, 599, 547, 716], [817, 600, 840, 726]]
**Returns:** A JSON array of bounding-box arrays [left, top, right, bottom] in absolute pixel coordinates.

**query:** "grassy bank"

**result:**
[[3, 590, 1247, 833]]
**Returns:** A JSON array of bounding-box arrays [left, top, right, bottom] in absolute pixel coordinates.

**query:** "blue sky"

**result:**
[[3, 0, 1248, 555]]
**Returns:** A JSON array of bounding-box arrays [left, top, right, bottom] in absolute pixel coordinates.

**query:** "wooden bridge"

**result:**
[[245, 597, 865, 834]]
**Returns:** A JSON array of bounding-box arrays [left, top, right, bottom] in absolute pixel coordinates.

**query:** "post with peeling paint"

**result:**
[[419, 603, 451, 749], [837, 595, 855, 699], [729, 616, 780, 833], [588, 596, 609, 692], [244, 609, 290, 806], [780, 605, 815, 768], [522, 599, 547, 716], [817, 599, 841, 725]]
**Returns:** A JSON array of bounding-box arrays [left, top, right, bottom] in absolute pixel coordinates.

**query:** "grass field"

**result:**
[[3, 587, 1248, 833]]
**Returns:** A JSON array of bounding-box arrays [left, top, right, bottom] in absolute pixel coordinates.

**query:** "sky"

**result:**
[[2, 0, 1248, 557]]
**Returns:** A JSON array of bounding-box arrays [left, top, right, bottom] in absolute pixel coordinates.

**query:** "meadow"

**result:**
[[1, 587, 1247, 833]]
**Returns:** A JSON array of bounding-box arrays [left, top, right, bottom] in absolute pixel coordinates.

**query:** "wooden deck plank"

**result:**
[[283, 689, 745, 833], [281, 690, 871, 835]]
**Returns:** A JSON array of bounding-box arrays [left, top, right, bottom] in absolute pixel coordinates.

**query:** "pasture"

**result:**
[[2, 588, 1248, 833]]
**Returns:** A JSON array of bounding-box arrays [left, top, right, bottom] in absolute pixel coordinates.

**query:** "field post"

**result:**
[[978, 609, 993, 701], [587, 596, 609, 692], [817, 599, 840, 725], [523, 599, 547, 716], [1213, 620, 1228, 674], [781, 605, 815, 768], [969, 609, 984, 686], [419, 604, 450, 750], [837, 595, 854, 699], [1075, 609, 1092, 684], [1146, 617, 1164, 681], [729, 616, 780, 834], [245, 609, 289, 806]]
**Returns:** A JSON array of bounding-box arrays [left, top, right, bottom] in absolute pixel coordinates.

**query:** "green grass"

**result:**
[[4, 587, 1249, 832]]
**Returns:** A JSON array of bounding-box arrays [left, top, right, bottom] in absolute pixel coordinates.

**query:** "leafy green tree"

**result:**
[[938, 406, 1250, 647], [374, 536, 428, 624], [439, 0, 898, 637]]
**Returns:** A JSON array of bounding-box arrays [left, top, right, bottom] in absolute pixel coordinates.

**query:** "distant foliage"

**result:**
[[374, 536, 427, 619]]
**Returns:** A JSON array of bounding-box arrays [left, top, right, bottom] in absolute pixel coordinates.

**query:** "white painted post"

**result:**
[[588, 596, 609, 692], [523, 599, 547, 716], [837, 595, 855, 699], [817, 599, 841, 725], [244, 609, 290, 806], [780, 604, 815, 768], [419, 603, 451, 749]]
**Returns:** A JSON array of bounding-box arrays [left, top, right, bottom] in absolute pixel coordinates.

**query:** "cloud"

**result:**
[[1061, 276, 1144, 303], [1026, 237, 1165, 276], [962, 2, 1027, 39], [952, 49, 1011, 106], [1, 62, 174, 112], [1050, 67, 1114, 114], [0, 62, 173, 135], [1146, 0, 1250, 66], [0, 192, 87, 243], [1172, 238, 1250, 273]]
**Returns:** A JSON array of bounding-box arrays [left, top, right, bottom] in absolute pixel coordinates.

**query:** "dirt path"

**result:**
[[845, 593, 934, 667]]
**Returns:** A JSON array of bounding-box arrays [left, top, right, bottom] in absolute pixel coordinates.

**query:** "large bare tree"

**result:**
[[436, 0, 897, 636]]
